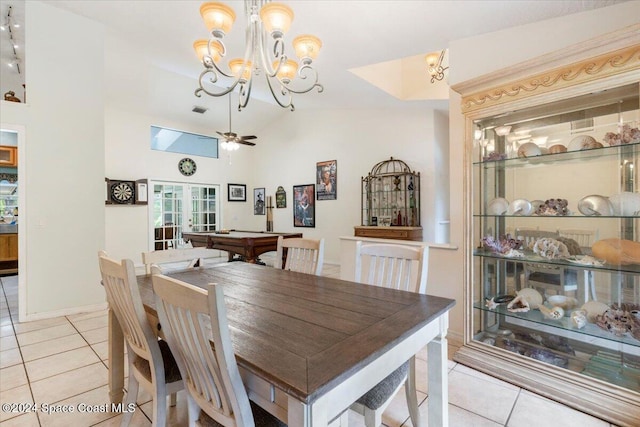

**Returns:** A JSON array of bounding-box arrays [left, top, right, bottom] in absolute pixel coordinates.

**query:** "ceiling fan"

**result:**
[[216, 95, 257, 147]]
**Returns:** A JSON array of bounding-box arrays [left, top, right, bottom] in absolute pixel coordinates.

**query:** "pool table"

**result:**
[[182, 230, 302, 264]]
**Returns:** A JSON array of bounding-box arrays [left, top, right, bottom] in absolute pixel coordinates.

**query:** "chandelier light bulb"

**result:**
[[200, 2, 236, 37], [293, 34, 322, 65], [229, 59, 252, 83], [193, 39, 223, 64], [260, 2, 294, 39], [274, 59, 298, 83]]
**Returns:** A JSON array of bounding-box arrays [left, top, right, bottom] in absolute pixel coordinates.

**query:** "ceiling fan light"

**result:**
[[293, 34, 321, 65], [260, 2, 293, 39], [200, 2, 236, 37], [229, 59, 252, 83], [274, 59, 298, 83], [193, 39, 223, 63]]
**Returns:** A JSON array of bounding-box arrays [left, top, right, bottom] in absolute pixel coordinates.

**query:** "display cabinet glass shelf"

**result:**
[[454, 34, 640, 426], [355, 157, 422, 241]]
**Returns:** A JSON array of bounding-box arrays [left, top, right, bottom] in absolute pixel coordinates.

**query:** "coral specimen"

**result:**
[[535, 198, 569, 216], [595, 303, 640, 340], [603, 124, 640, 146], [531, 237, 570, 259], [482, 234, 523, 255], [483, 151, 507, 161]]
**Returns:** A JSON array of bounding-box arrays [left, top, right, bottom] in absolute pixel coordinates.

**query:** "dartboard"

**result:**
[[110, 181, 134, 204]]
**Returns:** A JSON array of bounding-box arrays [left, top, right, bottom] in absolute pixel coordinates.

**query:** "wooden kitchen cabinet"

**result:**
[[0, 146, 17, 167]]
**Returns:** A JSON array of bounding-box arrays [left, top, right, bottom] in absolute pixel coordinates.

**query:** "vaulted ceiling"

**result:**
[[0, 1, 629, 135]]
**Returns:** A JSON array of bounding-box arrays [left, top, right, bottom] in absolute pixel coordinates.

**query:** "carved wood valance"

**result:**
[[460, 44, 640, 114]]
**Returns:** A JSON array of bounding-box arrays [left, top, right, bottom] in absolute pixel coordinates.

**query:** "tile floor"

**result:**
[[0, 257, 621, 426]]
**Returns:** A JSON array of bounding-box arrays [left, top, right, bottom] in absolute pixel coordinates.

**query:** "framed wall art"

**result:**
[[254, 187, 265, 215], [227, 183, 246, 201], [293, 184, 315, 227], [316, 160, 337, 200]]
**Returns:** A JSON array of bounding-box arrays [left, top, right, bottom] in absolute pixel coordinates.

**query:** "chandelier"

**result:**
[[194, 1, 323, 111], [425, 50, 448, 83]]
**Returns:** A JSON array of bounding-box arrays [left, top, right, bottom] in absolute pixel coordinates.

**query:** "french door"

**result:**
[[150, 181, 220, 250]]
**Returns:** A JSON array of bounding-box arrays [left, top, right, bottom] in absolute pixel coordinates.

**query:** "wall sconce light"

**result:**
[[425, 49, 448, 83]]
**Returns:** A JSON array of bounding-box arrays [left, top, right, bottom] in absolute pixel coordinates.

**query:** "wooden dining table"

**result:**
[[107, 262, 455, 427]]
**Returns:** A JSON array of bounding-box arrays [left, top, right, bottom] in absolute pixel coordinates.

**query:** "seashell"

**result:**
[[608, 192, 640, 216], [548, 144, 567, 154], [547, 295, 578, 311], [517, 142, 542, 158], [515, 288, 543, 309], [507, 295, 530, 312], [487, 197, 509, 215], [567, 135, 600, 151], [539, 304, 564, 320], [578, 195, 614, 216], [571, 310, 587, 329], [507, 199, 533, 216], [581, 301, 609, 323]]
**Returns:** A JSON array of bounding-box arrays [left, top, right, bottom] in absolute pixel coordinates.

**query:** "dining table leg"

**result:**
[[427, 313, 449, 427], [108, 307, 124, 404]]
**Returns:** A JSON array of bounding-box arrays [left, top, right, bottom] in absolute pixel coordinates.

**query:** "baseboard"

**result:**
[[20, 301, 108, 322]]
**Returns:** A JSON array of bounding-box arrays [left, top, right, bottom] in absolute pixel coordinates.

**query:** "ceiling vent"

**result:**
[[192, 106, 208, 114]]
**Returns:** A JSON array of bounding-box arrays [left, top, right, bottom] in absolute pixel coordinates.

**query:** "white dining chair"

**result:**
[[350, 241, 428, 427], [152, 274, 286, 427], [515, 228, 579, 297], [142, 247, 219, 274], [557, 228, 599, 300], [98, 251, 183, 427], [275, 236, 325, 275]]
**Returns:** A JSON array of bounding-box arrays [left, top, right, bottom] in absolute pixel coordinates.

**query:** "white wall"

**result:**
[[0, 1, 106, 319], [449, 2, 640, 85], [248, 106, 446, 263]]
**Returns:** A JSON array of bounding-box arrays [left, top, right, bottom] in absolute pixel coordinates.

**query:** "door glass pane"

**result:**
[[151, 182, 220, 250], [191, 185, 217, 232], [153, 184, 183, 250]]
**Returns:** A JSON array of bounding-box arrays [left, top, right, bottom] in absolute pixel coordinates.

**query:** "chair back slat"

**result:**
[[142, 247, 218, 274], [355, 242, 428, 294], [98, 252, 156, 359], [153, 275, 255, 427], [276, 236, 325, 276]]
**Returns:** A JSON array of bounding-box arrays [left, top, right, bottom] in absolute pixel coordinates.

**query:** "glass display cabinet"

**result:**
[[454, 31, 640, 426], [355, 157, 422, 241]]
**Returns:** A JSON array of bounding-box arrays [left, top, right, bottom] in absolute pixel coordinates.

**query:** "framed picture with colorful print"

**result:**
[[316, 160, 337, 200], [293, 184, 315, 227]]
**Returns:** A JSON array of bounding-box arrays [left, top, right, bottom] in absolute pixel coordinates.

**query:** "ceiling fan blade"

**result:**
[[240, 135, 257, 140], [216, 131, 225, 137], [237, 140, 256, 146]]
